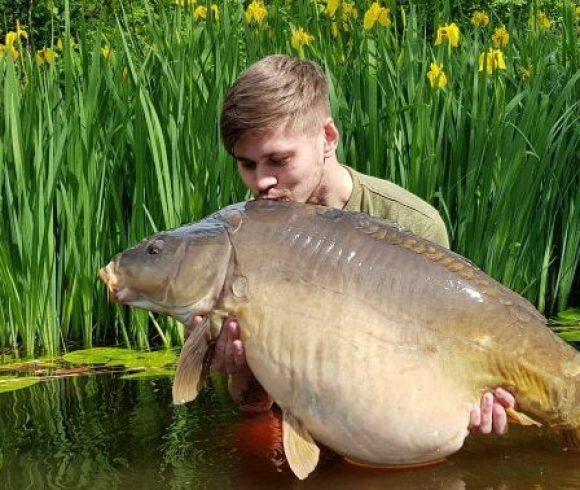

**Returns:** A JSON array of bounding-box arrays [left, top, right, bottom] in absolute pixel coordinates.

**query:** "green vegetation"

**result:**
[[62, 347, 176, 368], [550, 308, 580, 342], [0, 0, 578, 356], [0, 347, 178, 392], [0, 375, 41, 393]]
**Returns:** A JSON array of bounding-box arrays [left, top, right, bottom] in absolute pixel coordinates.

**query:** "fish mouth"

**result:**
[[98, 261, 137, 304]]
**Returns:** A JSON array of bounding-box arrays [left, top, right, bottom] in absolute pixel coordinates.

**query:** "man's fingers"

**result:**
[[184, 315, 204, 339], [469, 406, 481, 430], [231, 320, 240, 341], [494, 387, 516, 409], [492, 402, 508, 435], [224, 316, 240, 339], [232, 340, 246, 370], [212, 315, 246, 374], [479, 392, 494, 434]]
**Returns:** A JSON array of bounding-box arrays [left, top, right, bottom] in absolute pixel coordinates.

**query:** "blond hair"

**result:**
[[220, 54, 331, 156]]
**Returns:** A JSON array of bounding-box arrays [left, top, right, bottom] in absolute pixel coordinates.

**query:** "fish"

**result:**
[[98, 200, 580, 479]]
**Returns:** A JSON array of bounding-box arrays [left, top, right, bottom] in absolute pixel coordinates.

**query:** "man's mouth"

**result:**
[[257, 195, 290, 202]]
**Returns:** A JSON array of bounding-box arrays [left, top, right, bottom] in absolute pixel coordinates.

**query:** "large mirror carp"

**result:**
[[99, 200, 580, 479]]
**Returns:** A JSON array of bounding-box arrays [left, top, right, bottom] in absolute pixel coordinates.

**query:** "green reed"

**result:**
[[0, 0, 577, 356]]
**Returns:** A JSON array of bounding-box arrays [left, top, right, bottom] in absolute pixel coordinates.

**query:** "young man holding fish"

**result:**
[[189, 54, 515, 436]]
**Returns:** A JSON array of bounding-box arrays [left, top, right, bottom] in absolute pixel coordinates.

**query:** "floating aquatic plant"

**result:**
[[0, 376, 41, 394]]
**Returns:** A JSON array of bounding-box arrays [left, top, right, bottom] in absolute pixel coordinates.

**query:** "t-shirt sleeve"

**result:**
[[425, 213, 450, 249]]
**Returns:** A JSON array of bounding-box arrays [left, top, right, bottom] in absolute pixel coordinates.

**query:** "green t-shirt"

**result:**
[[343, 165, 450, 249]]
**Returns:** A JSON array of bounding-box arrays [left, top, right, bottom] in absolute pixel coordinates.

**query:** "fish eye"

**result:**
[[147, 239, 165, 255]]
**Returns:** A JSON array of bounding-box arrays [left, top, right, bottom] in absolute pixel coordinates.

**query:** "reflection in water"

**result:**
[[0, 374, 578, 489]]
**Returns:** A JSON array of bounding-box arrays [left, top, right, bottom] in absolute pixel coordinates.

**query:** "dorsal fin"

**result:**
[[342, 211, 545, 323]]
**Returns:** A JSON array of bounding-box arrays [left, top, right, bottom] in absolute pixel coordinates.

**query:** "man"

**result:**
[[188, 54, 514, 437]]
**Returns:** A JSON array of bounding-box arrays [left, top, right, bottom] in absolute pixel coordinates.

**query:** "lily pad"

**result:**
[[63, 348, 136, 365], [550, 309, 580, 343], [63, 347, 177, 369], [0, 356, 61, 372], [557, 331, 580, 342], [120, 368, 175, 380], [0, 376, 41, 394], [551, 309, 580, 326]]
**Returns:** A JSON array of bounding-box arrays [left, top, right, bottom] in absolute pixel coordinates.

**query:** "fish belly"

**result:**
[[237, 287, 476, 466]]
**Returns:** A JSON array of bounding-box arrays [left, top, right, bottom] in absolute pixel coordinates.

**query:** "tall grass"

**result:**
[[0, 0, 578, 356]]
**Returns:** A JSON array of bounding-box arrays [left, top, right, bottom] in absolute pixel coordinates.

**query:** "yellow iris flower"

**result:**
[[434, 23, 460, 47], [291, 27, 315, 51], [35, 48, 58, 66], [194, 6, 207, 19], [427, 62, 448, 89], [245, 1, 268, 24], [102, 45, 113, 60], [471, 11, 489, 28], [342, 2, 358, 21], [5, 31, 18, 46], [478, 49, 507, 75], [332, 22, 340, 38], [0, 43, 18, 60], [492, 26, 509, 48], [327, 0, 340, 17], [194, 5, 219, 20], [330, 2, 358, 36], [14, 20, 28, 40], [538, 11, 552, 30], [520, 63, 533, 81], [363, 3, 391, 30], [56, 37, 77, 51]]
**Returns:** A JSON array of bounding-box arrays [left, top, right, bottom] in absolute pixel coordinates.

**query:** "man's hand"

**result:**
[[469, 388, 515, 435], [186, 315, 247, 373], [185, 315, 273, 412], [213, 315, 248, 374]]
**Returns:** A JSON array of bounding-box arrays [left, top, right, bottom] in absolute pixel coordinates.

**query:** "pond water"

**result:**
[[0, 373, 579, 489]]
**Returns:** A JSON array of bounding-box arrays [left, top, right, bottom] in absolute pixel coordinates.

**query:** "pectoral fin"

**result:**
[[172, 318, 213, 405], [282, 409, 320, 480], [506, 407, 543, 427]]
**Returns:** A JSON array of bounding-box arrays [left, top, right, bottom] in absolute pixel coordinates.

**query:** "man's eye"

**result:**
[[239, 161, 255, 170], [271, 158, 289, 166]]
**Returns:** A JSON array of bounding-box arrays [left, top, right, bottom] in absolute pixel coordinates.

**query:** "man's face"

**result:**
[[232, 124, 326, 203]]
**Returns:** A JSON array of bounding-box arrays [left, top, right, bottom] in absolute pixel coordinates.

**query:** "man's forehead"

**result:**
[[233, 127, 304, 159]]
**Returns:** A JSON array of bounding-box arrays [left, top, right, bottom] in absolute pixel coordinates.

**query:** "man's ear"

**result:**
[[323, 118, 340, 157]]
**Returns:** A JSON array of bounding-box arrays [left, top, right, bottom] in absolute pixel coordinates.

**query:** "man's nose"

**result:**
[[255, 169, 277, 192]]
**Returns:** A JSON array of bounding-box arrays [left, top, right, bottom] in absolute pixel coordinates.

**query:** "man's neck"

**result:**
[[310, 157, 353, 209]]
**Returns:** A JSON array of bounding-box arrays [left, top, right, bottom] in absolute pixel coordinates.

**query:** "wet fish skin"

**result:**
[[99, 200, 580, 475]]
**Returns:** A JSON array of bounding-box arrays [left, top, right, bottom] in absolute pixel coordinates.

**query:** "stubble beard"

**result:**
[[305, 155, 328, 206]]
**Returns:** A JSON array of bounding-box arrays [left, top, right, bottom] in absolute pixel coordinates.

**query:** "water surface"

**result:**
[[0, 374, 578, 489]]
